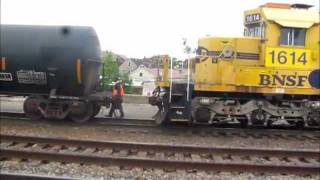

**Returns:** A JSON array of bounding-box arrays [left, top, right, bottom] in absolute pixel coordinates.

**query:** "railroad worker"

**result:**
[[108, 79, 125, 118]]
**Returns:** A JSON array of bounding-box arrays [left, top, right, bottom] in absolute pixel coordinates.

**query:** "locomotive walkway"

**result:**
[[1, 134, 319, 175]]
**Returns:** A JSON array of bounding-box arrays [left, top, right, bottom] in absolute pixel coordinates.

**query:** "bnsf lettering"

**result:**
[[259, 74, 308, 87]]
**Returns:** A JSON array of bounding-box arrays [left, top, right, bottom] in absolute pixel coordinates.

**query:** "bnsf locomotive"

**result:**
[[0, 25, 108, 123], [150, 3, 320, 127]]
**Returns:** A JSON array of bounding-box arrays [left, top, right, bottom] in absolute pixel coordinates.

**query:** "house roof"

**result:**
[[116, 54, 129, 66], [130, 57, 158, 68]]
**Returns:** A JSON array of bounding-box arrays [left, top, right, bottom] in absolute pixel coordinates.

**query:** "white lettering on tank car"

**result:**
[[17, 70, 47, 85], [0, 72, 13, 81]]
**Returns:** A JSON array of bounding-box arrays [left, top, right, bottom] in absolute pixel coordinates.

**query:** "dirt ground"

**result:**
[[0, 96, 158, 119]]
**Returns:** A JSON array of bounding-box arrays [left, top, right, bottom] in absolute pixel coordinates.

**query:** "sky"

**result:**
[[1, 0, 319, 59]]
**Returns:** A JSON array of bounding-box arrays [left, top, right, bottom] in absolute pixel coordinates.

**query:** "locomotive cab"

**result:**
[[196, 3, 319, 94], [150, 3, 320, 127]]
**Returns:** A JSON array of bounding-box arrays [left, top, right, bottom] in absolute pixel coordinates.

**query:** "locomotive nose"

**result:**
[[308, 69, 320, 89]]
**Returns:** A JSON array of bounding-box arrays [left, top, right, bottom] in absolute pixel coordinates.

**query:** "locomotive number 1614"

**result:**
[[265, 47, 311, 69]]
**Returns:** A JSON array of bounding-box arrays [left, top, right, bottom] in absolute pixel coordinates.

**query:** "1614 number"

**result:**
[[269, 50, 307, 65]]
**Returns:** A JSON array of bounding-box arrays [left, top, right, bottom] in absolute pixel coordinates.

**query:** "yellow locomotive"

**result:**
[[150, 3, 320, 127]]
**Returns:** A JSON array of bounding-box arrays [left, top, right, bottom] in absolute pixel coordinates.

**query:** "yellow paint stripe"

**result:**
[[1, 57, 6, 71], [76, 59, 82, 84]]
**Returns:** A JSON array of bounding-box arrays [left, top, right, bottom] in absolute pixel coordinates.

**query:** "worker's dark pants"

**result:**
[[108, 96, 124, 117]]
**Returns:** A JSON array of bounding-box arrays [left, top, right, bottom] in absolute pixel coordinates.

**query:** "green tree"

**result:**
[[120, 73, 134, 93], [100, 52, 119, 91]]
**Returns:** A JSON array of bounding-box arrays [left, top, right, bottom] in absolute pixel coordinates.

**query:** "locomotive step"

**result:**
[[170, 105, 185, 109], [171, 93, 185, 96]]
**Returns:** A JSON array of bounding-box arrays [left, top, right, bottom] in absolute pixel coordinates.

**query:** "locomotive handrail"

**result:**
[[187, 58, 190, 102], [169, 56, 173, 103]]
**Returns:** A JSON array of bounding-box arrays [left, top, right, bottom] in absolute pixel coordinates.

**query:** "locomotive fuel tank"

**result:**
[[0, 25, 101, 97]]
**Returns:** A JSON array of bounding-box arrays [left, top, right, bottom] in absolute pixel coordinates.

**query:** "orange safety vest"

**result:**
[[112, 83, 124, 97]]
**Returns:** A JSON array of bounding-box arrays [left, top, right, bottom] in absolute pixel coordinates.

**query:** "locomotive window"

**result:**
[[280, 28, 306, 46], [245, 25, 261, 37], [244, 23, 265, 38], [294, 28, 306, 46], [261, 22, 266, 39]]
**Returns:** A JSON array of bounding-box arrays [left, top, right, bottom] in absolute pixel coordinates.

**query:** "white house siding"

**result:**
[[119, 59, 138, 75], [129, 67, 156, 87], [142, 81, 156, 96]]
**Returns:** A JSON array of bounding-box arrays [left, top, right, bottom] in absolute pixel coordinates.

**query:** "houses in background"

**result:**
[[115, 55, 186, 95], [129, 65, 186, 95], [129, 65, 157, 87], [116, 55, 156, 76], [119, 59, 138, 75]]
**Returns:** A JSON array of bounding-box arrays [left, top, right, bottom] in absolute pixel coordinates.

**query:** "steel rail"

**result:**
[[1, 148, 319, 175], [1, 111, 320, 131], [1, 134, 319, 158], [0, 112, 156, 127], [1, 113, 320, 143], [0, 173, 77, 180]]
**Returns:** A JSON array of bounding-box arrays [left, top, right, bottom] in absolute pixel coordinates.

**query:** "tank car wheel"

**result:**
[[69, 101, 93, 123], [92, 102, 101, 117], [23, 96, 44, 120]]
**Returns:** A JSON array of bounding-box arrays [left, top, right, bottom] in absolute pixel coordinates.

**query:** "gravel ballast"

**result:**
[[1, 118, 319, 150], [1, 100, 319, 179], [1, 160, 318, 180]]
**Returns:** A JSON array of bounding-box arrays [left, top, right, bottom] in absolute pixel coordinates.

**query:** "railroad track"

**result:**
[[0, 172, 77, 180], [1, 111, 320, 130], [1, 134, 319, 175], [0, 112, 157, 127], [1, 112, 320, 142]]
